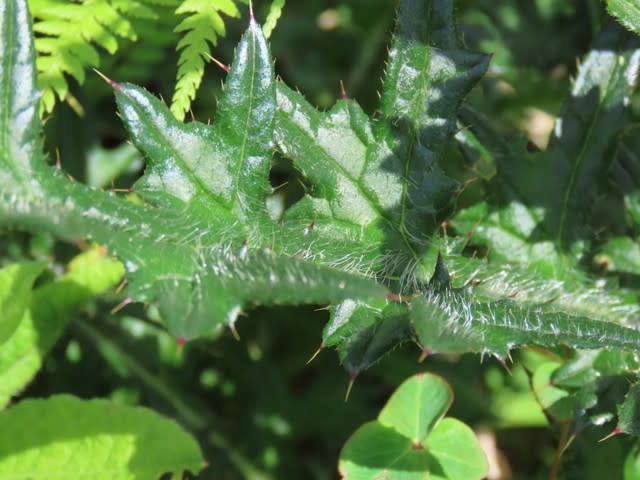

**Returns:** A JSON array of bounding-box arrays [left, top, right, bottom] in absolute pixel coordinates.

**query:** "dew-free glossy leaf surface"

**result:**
[[0, 395, 203, 479], [0, 260, 46, 344], [379, 372, 453, 443], [441, 23, 640, 363]]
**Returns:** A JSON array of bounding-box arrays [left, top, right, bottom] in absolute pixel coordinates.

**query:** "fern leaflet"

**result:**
[[30, 0, 142, 113], [170, 0, 246, 120], [263, 0, 284, 39]]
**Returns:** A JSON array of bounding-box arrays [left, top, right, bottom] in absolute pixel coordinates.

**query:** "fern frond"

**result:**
[[170, 0, 242, 120], [263, 0, 285, 39], [30, 0, 265, 118], [29, 0, 186, 114], [100, 2, 180, 84], [30, 0, 135, 113]]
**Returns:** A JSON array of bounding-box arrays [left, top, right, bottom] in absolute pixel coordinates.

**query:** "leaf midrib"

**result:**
[[232, 25, 257, 212], [396, 9, 433, 264], [555, 59, 616, 247]]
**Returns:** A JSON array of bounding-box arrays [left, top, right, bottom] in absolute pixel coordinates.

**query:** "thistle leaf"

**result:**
[[3, 0, 640, 377], [411, 289, 640, 358], [608, 0, 640, 35], [0, 5, 385, 340]]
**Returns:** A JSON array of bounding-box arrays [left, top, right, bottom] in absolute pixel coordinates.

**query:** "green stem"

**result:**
[[73, 319, 208, 430], [73, 318, 275, 480], [209, 432, 275, 480]]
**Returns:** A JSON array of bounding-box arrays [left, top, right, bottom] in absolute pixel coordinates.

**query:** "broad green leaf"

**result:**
[[425, 418, 489, 480], [378, 372, 453, 444], [0, 247, 124, 409], [0, 260, 46, 344], [339, 373, 487, 480], [0, 2, 385, 340], [625, 444, 640, 479], [608, 0, 640, 35], [340, 422, 434, 480], [0, 394, 203, 479]]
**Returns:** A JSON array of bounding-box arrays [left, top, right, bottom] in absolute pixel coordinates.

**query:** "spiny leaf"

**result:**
[[332, 302, 411, 378], [277, 0, 640, 373], [444, 254, 640, 327], [4, 0, 640, 380], [456, 24, 640, 252], [608, 0, 640, 35], [411, 288, 640, 358], [618, 383, 640, 435], [154, 248, 387, 338], [274, 0, 489, 371], [0, 395, 204, 479], [276, 0, 489, 288], [378, 0, 489, 274], [1, 0, 43, 182], [0, 4, 385, 340]]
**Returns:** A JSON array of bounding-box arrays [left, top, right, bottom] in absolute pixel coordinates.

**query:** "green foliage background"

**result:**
[[2, 0, 640, 479]]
